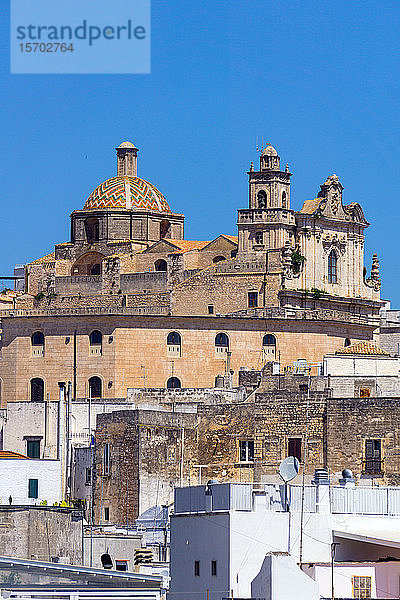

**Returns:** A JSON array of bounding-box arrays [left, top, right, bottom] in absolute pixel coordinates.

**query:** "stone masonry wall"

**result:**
[[0, 507, 83, 563]]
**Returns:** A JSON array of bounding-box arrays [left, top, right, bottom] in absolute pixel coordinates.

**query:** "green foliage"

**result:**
[[34, 292, 45, 301], [291, 250, 306, 274], [310, 287, 326, 300]]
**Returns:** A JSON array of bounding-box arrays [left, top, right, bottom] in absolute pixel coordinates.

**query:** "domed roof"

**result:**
[[117, 140, 137, 149], [84, 176, 171, 213], [262, 144, 278, 156]]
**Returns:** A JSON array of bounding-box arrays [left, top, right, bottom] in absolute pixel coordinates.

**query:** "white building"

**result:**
[[323, 341, 400, 397], [0, 451, 61, 505], [169, 481, 400, 600]]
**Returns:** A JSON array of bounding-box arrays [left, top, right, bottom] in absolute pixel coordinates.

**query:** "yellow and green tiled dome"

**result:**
[[84, 176, 171, 213]]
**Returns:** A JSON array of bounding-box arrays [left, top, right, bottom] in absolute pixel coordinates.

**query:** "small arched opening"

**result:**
[[84, 217, 100, 243], [282, 191, 287, 209], [167, 377, 181, 389], [263, 334, 276, 360], [31, 332, 44, 357], [212, 256, 226, 264], [167, 331, 181, 357], [155, 259, 167, 272], [344, 338, 351, 347], [257, 190, 267, 209], [89, 376, 102, 399], [215, 332, 229, 355], [160, 220, 171, 239], [31, 378, 44, 402], [89, 330, 102, 355]]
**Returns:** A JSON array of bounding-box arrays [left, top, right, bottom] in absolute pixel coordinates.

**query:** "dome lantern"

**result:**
[[116, 140, 138, 177]]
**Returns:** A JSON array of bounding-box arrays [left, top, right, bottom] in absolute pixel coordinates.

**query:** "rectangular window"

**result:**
[[208, 305, 214, 315], [103, 443, 110, 476], [248, 292, 258, 308], [239, 440, 254, 463], [27, 440, 40, 459], [364, 439, 382, 474], [116, 560, 128, 571], [194, 561, 200, 577], [352, 575, 371, 598], [85, 467, 92, 485], [211, 560, 217, 576], [359, 387, 371, 398], [288, 438, 302, 462], [104, 507, 110, 521], [28, 478, 38, 499]]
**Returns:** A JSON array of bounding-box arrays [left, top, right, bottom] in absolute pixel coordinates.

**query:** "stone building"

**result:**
[[0, 141, 384, 404], [92, 343, 400, 526]]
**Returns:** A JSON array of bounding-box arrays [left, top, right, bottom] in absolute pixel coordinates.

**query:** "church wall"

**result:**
[[0, 314, 376, 405]]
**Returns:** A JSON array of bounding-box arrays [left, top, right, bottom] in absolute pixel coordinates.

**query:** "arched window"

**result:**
[[167, 331, 181, 357], [255, 231, 263, 245], [89, 376, 102, 399], [328, 251, 338, 284], [31, 332, 44, 357], [344, 338, 351, 347], [85, 217, 100, 243], [212, 256, 226, 263], [167, 377, 181, 389], [263, 334, 276, 359], [167, 332, 181, 345], [155, 259, 167, 272], [257, 191, 267, 209], [90, 330, 102, 346], [89, 330, 102, 355], [282, 191, 287, 209], [215, 333, 229, 355], [31, 332, 44, 346], [160, 220, 171, 239], [31, 378, 44, 402]]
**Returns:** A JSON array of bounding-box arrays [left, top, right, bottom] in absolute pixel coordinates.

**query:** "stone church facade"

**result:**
[[0, 141, 383, 404]]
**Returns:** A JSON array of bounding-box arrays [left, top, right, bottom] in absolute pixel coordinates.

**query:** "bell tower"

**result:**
[[237, 145, 296, 254]]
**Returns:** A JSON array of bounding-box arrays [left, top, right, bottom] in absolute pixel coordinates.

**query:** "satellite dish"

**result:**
[[279, 456, 300, 482]]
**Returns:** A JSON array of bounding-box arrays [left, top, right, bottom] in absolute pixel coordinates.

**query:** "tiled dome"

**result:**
[[84, 176, 171, 213]]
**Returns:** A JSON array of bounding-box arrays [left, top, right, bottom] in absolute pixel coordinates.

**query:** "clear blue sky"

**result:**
[[1, 0, 399, 304]]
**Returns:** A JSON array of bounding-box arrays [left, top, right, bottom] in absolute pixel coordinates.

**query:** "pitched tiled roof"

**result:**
[[28, 252, 55, 265], [220, 235, 238, 244], [0, 451, 29, 459], [166, 239, 210, 253], [299, 198, 324, 214], [336, 341, 389, 356]]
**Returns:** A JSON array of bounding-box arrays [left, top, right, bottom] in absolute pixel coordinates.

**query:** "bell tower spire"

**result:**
[[116, 141, 138, 177]]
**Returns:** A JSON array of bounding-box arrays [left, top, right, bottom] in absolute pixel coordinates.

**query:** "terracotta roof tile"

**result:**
[[220, 235, 238, 243], [299, 198, 323, 214], [336, 341, 389, 356], [0, 451, 29, 459], [28, 252, 55, 265], [165, 239, 210, 253]]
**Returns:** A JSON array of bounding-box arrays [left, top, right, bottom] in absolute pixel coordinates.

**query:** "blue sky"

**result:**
[[1, 0, 399, 304]]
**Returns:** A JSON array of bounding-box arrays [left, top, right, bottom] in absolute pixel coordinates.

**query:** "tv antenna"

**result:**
[[256, 137, 272, 154]]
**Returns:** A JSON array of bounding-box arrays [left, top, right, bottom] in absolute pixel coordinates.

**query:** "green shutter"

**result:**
[[28, 479, 38, 499]]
